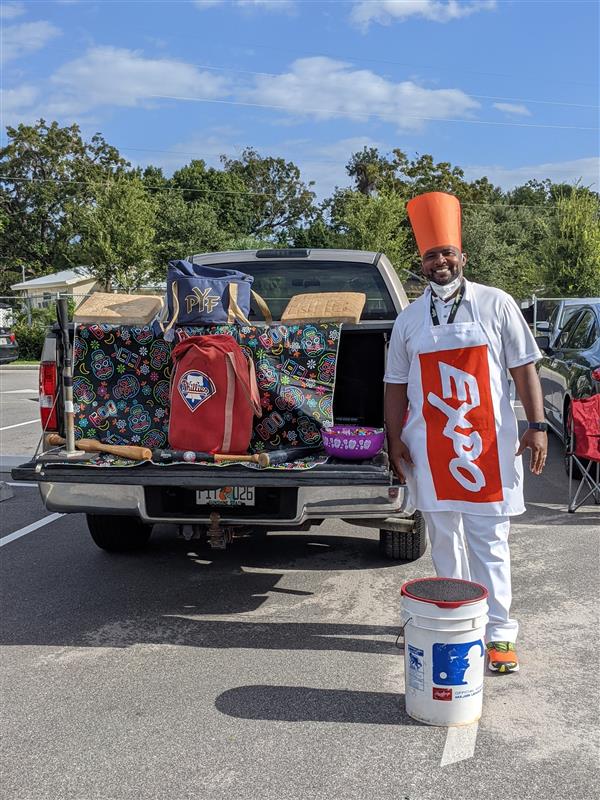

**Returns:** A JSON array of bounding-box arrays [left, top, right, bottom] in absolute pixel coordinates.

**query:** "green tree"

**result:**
[[462, 204, 548, 298], [0, 119, 129, 293], [346, 146, 399, 196], [221, 148, 317, 237], [72, 176, 156, 291], [171, 159, 256, 236], [153, 192, 229, 270], [328, 189, 411, 273], [542, 187, 600, 296]]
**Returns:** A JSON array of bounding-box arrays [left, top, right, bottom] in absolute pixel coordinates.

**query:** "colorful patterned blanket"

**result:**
[[72, 322, 341, 457]]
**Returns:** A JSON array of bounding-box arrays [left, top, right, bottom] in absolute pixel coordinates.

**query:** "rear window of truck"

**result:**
[[215, 260, 397, 321]]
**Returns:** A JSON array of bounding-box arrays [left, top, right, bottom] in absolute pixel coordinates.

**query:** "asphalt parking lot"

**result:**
[[1, 367, 599, 800]]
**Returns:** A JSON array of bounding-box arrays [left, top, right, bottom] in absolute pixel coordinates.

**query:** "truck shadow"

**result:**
[[215, 685, 423, 727], [0, 525, 409, 652]]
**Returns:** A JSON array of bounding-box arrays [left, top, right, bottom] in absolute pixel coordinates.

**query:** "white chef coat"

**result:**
[[385, 280, 541, 384], [384, 279, 542, 516]]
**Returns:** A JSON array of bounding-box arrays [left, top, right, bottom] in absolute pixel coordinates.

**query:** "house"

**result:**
[[10, 268, 100, 309]]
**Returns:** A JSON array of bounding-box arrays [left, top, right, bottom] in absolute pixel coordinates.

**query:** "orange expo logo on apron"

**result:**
[[419, 345, 503, 503]]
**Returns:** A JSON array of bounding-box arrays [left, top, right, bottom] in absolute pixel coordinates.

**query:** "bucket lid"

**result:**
[[401, 577, 488, 608]]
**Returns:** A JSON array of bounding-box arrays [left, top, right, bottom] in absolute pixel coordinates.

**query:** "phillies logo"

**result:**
[[178, 370, 215, 412], [420, 345, 503, 503]]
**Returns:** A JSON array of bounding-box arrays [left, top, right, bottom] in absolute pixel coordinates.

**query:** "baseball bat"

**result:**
[[47, 434, 152, 462], [151, 448, 270, 468], [260, 446, 325, 466], [56, 299, 77, 454], [150, 448, 323, 467]]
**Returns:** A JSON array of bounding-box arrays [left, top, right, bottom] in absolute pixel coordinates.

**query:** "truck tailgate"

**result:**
[[12, 459, 393, 488]]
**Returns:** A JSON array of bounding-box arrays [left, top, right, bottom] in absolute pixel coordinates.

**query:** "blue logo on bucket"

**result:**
[[177, 370, 216, 412], [432, 640, 484, 686]]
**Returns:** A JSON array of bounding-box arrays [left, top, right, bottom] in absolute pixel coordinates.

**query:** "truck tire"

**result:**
[[379, 511, 427, 562], [87, 514, 152, 552]]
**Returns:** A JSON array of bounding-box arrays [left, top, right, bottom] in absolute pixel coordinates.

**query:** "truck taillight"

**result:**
[[39, 361, 58, 431], [592, 367, 600, 382], [9, 333, 16, 344]]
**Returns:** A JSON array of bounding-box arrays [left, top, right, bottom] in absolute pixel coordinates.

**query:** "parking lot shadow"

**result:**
[[0, 525, 404, 653], [215, 685, 422, 726]]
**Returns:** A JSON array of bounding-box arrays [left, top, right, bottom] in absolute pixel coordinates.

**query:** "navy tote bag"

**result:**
[[161, 260, 271, 336]]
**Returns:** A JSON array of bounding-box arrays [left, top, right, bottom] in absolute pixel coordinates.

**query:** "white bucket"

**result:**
[[401, 577, 489, 727]]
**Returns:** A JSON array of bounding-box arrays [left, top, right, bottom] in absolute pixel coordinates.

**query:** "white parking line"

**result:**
[[0, 419, 39, 431], [0, 513, 64, 547], [0, 389, 37, 394], [6, 482, 38, 488], [440, 723, 479, 766]]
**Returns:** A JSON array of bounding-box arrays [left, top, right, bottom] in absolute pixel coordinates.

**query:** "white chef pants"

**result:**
[[421, 511, 518, 643]]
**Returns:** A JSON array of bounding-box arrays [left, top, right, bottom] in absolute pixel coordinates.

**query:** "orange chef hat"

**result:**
[[406, 192, 462, 256]]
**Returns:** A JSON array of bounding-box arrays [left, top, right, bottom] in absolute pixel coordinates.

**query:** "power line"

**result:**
[[39, 32, 593, 90], [177, 62, 600, 111], [0, 174, 584, 209], [237, 39, 600, 90], [147, 93, 599, 132]]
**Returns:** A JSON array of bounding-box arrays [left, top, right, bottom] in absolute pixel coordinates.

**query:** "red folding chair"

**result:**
[[567, 395, 600, 512]]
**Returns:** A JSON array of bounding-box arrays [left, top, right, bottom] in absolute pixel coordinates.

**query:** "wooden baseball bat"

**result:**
[[151, 448, 269, 468], [47, 434, 152, 462]]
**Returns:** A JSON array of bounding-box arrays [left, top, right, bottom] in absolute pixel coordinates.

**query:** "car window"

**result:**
[[547, 306, 559, 327], [586, 319, 600, 349], [559, 305, 584, 329], [206, 260, 398, 320], [565, 310, 596, 349], [557, 312, 582, 348]]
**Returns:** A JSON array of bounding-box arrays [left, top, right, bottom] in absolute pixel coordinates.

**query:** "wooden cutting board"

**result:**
[[73, 293, 163, 325]]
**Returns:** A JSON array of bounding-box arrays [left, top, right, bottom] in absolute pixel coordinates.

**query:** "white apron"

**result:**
[[402, 283, 524, 516]]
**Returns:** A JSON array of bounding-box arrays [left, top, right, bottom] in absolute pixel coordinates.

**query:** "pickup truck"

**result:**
[[11, 248, 425, 561]]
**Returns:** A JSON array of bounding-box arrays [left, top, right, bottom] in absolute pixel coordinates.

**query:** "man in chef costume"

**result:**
[[384, 191, 548, 673]]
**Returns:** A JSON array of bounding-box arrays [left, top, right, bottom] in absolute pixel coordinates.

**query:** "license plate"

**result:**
[[0, 337, 7, 346], [196, 486, 255, 506]]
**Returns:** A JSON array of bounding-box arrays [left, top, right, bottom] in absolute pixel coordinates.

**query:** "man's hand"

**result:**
[[389, 439, 414, 483], [516, 429, 548, 475]]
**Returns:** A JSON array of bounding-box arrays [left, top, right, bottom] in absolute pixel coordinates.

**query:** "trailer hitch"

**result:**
[[207, 511, 234, 550]]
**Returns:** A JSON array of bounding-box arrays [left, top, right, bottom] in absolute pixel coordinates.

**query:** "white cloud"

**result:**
[[493, 102, 531, 116], [1, 21, 61, 63], [0, 84, 39, 120], [0, 2, 25, 20], [194, 0, 295, 11], [242, 57, 479, 131], [464, 157, 600, 191], [351, 0, 496, 28], [0, 3, 25, 19], [47, 46, 230, 115]]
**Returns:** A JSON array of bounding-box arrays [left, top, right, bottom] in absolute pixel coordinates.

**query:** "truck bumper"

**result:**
[[38, 481, 413, 525]]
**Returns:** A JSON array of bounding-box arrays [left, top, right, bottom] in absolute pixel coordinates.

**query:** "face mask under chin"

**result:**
[[429, 274, 463, 301]]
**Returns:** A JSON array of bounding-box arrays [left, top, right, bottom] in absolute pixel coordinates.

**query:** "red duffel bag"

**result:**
[[169, 334, 262, 454]]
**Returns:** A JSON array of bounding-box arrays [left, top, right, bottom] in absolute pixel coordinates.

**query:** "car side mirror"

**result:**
[[535, 335, 552, 353], [536, 321, 550, 333]]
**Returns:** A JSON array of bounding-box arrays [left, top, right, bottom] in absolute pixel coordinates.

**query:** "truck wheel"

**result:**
[[379, 511, 427, 562], [87, 514, 152, 552]]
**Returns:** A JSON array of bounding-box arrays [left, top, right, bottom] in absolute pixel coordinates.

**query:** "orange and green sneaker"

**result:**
[[486, 641, 519, 673]]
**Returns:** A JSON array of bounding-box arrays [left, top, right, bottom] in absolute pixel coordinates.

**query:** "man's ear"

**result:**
[[461, 252, 467, 266]]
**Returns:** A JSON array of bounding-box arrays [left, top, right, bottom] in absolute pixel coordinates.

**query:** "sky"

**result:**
[[1, 0, 599, 199]]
